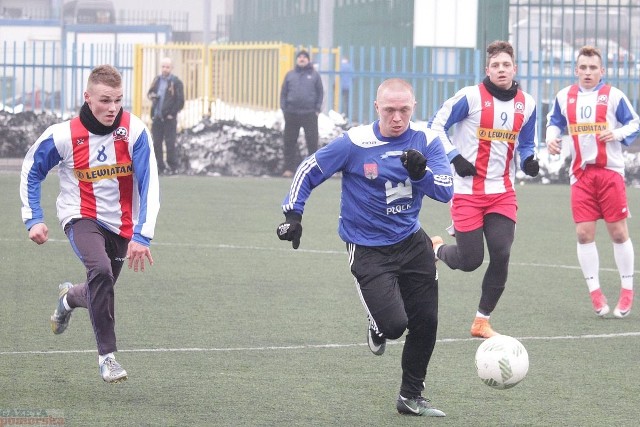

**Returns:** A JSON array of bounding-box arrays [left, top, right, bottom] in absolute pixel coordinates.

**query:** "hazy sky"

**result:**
[[109, 0, 231, 33]]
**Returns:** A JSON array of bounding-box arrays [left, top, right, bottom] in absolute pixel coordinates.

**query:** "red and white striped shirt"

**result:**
[[429, 83, 538, 195], [546, 82, 640, 184], [20, 111, 160, 245]]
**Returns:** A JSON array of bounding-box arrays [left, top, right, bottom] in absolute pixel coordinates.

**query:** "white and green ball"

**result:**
[[475, 335, 529, 390]]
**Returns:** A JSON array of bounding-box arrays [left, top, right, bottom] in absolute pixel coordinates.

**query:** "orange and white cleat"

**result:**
[[470, 317, 499, 338]]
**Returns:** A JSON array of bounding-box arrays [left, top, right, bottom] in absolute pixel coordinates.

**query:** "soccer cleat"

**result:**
[[367, 326, 386, 356], [470, 317, 498, 338], [590, 288, 610, 317], [431, 236, 444, 261], [100, 357, 128, 383], [51, 282, 74, 334], [613, 288, 634, 318], [396, 395, 445, 417]]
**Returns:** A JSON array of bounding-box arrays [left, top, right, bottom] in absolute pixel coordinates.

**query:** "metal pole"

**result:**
[[203, 0, 211, 44], [318, 0, 334, 113]]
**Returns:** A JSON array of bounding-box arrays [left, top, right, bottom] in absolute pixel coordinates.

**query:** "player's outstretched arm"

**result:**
[[127, 241, 154, 272], [28, 222, 49, 245], [277, 213, 303, 249]]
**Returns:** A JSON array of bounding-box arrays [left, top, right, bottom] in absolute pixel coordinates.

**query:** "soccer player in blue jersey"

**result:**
[[277, 78, 453, 417]]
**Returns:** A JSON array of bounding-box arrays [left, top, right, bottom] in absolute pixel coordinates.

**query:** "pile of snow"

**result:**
[[3, 108, 640, 185], [176, 108, 349, 176]]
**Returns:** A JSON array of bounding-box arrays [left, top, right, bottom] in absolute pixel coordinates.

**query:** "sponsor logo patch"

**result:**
[[74, 162, 133, 182]]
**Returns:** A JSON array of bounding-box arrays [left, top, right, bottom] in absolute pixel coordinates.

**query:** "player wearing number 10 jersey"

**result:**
[[546, 45, 640, 319]]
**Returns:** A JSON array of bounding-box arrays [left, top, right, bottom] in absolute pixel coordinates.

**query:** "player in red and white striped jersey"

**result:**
[[546, 46, 639, 319], [428, 40, 540, 338], [20, 64, 160, 382]]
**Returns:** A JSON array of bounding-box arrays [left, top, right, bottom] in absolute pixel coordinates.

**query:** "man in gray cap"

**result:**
[[279, 50, 324, 177]]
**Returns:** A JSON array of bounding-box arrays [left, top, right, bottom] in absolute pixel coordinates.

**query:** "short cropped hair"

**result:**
[[486, 40, 515, 65], [576, 45, 602, 63], [87, 64, 122, 89], [376, 78, 415, 101]]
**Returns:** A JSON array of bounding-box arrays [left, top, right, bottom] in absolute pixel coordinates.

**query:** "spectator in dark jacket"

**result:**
[[279, 50, 324, 177], [147, 57, 185, 175]]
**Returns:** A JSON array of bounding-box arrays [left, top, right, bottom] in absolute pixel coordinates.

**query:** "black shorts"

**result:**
[[348, 228, 438, 339]]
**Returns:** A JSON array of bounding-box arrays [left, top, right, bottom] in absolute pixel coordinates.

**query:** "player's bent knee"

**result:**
[[381, 318, 409, 340], [89, 265, 115, 285], [459, 258, 483, 272]]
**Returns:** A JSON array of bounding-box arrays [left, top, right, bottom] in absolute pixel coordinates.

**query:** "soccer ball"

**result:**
[[475, 335, 529, 390]]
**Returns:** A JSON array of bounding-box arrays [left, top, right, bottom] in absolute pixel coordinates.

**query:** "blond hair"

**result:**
[[376, 78, 415, 101], [87, 64, 122, 89]]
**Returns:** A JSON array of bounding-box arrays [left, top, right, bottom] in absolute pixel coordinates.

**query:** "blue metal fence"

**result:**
[[0, 40, 135, 117], [320, 44, 640, 142], [2, 40, 640, 145], [326, 45, 481, 125]]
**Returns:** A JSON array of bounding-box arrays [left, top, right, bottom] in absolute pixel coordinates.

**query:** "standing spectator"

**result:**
[[546, 45, 639, 318], [19, 64, 160, 383], [340, 56, 354, 118], [147, 57, 184, 175], [428, 40, 539, 338], [277, 78, 453, 416], [279, 50, 324, 177]]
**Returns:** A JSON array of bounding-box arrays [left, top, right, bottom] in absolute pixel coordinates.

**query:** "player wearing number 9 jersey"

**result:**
[[427, 40, 539, 339], [546, 45, 640, 319]]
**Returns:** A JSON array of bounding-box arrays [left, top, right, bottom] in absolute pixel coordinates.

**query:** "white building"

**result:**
[[0, 0, 234, 40]]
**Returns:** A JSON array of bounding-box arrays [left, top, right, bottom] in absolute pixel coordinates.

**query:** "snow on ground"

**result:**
[[2, 103, 640, 184]]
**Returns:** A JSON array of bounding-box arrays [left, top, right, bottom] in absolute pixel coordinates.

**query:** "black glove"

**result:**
[[276, 212, 303, 249], [523, 155, 539, 177], [400, 149, 427, 180], [451, 154, 477, 177]]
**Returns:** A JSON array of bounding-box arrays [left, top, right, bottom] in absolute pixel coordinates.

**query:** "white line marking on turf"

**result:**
[[1, 238, 631, 272], [2, 332, 639, 356]]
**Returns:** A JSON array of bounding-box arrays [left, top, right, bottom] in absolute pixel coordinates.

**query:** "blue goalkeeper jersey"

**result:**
[[281, 120, 453, 246]]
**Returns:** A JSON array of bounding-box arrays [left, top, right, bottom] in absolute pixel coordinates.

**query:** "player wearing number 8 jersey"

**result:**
[[428, 40, 540, 338], [20, 64, 160, 383], [546, 46, 639, 319]]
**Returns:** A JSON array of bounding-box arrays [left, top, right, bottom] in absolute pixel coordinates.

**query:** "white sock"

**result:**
[[475, 311, 490, 319], [62, 295, 72, 312], [577, 242, 600, 292], [433, 242, 443, 259], [613, 239, 634, 291], [99, 353, 115, 365]]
